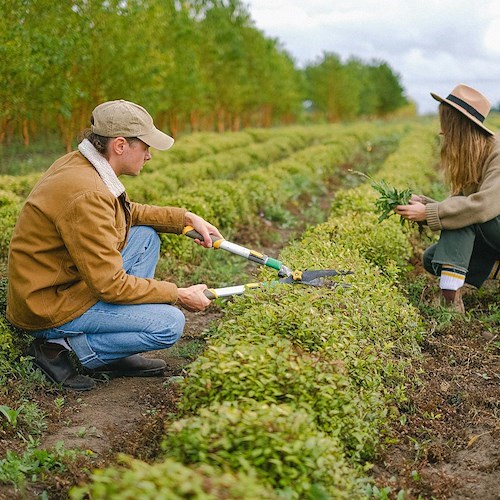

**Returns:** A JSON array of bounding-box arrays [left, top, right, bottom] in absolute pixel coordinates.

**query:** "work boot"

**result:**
[[441, 288, 465, 314], [27, 339, 95, 391], [89, 354, 166, 378]]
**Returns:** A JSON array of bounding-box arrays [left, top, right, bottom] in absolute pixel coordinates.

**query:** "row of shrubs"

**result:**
[[123, 124, 351, 200], [152, 121, 412, 262], [0, 121, 409, 262], [72, 122, 441, 498]]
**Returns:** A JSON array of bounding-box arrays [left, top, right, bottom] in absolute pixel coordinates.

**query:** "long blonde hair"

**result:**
[[439, 103, 494, 195]]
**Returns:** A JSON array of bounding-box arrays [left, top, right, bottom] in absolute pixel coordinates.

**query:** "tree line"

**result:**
[[0, 0, 410, 150]]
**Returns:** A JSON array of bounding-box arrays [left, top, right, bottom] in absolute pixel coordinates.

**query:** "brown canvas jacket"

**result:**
[[7, 151, 186, 331]]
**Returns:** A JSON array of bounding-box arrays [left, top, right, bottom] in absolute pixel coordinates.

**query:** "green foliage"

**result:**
[[179, 336, 383, 460], [304, 54, 408, 120], [0, 440, 79, 488], [0, 405, 22, 429], [70, 454, 275, 500], [350, 171, 412, 224], [0, 202, 21, 256], [0, 1, 411, 146], [163, 402, 361, 499], [372, 179, 412, 224], [0, 316, 20, 363], [165, 339, 206, 362], [153, 123, 436, 498], [1, 120, 440, 497]]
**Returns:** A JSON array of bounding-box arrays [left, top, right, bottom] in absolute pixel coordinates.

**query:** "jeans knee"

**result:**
[[130, 225, 160, 251], [152, 307, 185, 347], [144, 226, 161, 252]]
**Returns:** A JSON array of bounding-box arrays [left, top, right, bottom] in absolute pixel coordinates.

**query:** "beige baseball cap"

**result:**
[[91, 99, 174, 150]]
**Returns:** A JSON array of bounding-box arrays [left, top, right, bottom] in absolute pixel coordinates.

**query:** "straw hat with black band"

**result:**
[[430, 84, 494, 136]]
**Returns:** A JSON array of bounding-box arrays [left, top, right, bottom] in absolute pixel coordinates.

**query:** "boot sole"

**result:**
[[33, 362, 96, 391]]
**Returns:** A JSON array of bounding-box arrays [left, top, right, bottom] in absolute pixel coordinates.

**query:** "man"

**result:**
[[7, 99, 221, 391]]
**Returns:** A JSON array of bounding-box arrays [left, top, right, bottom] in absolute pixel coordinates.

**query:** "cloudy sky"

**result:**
[[245, 0, 500, 115]]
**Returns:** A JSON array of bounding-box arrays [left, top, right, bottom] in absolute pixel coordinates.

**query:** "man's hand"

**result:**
[[177, 284, 211, 312], [184, 212, 223, 248], [394, 199, 427, 222]]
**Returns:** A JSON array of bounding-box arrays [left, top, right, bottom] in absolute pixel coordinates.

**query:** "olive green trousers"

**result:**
[[423, 216, 500, 288]]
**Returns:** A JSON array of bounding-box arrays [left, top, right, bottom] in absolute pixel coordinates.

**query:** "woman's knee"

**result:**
[[423, 245, 437, 275]]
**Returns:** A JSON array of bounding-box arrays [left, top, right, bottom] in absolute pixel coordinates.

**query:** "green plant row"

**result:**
[[146, 123, 345, 168], [123, 122, 385, 202], [75, 123, 439, 498], [0, 121, 407, 262], [70, 454, 276, 500], [154, 121, 412, 263]]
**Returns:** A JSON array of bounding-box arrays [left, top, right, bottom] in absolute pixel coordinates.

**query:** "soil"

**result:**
[[2, 156, 499, 499]]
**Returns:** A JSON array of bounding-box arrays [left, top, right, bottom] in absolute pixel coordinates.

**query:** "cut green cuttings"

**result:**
[[351, 171, 412, 225]]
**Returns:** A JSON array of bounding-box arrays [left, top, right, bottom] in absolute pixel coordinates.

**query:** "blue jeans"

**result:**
[[33, 226, 185, 369]]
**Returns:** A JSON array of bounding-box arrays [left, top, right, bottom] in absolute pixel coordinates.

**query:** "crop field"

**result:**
[[0, 118, 499, 499]]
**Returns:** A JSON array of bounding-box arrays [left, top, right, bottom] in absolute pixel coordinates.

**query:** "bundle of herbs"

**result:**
[[351, 171, 412, 225]]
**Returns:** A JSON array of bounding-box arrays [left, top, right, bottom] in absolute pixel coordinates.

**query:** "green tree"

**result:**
[[155, 1, 209, 135], [304, 54, 407, 121], [236, 28, 302, 127], [196, 0, 252, 131], [367, 61, 407, 115], [0, 0, 82, 146], [0, 0, 408, 145], [304, 52, 360, 121]]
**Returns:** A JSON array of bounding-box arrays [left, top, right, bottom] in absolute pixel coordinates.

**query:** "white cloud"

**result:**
[[245, 0, 500, 114]]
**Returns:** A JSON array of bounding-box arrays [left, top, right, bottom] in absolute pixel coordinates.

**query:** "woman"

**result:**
[[395, 84, 500, 312]]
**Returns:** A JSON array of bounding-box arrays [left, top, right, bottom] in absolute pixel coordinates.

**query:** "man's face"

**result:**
[[120, 139, 151, 176]]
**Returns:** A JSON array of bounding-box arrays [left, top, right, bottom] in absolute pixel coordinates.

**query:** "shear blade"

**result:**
[[278, 269, 352, 287], [297, 269, 352, 281]]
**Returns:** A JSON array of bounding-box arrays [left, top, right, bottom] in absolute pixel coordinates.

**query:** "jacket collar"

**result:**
[[78, 139, 125, 197]]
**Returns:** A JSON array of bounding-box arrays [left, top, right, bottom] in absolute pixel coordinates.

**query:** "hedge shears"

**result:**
[[183, 226, 352, 299]]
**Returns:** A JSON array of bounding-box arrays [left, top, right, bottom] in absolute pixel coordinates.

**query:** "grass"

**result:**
[[168, 338, 206, 361]]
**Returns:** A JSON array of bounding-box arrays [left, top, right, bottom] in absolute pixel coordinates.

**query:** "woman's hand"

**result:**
[[184, 212, 223, 248], [409, 194, 424, 203], [394, 200, 427, 222]]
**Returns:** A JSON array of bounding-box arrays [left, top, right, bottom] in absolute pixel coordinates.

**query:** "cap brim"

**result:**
[[138, 127, 175, 150], [430, 92, 494, 135]]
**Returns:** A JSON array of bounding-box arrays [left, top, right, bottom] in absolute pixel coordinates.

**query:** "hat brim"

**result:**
[[431, 92, 494, 135], [138, 127, 175, 150]]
